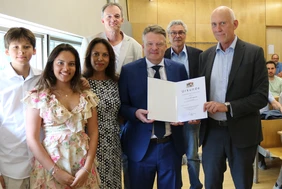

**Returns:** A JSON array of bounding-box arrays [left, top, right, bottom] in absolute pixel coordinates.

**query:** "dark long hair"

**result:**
[[83, 37, 118, 82], [36, 43, 82, 92]]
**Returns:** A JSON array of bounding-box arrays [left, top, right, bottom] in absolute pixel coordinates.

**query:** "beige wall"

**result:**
[[0, 0, 107, 37], [128, 0, 282, 55]]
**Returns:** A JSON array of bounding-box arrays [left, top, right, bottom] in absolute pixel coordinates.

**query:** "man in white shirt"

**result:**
[[80, 2, 142, 74]]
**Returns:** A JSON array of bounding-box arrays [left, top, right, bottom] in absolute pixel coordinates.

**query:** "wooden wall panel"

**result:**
[[266, 0, 282, 26], [128, 0, 282, 55], [232, 0, 266, 50], [128, 0, 158, 44], [266, 27, 282, 60], [195, 0, 231, 50], [195, 0, 231, 24]]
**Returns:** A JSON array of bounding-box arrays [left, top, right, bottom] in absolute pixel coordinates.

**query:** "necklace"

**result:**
[[53, 89, 73, 98]]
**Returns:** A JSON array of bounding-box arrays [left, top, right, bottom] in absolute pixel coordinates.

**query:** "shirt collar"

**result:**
[[6, 63, 41, 80], [216, 35, 238, 52], [170, 45, 187, 56], [145, 58, 165, 68]]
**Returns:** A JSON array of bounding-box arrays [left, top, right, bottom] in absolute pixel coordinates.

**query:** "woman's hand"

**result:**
[[53, 168, 75, 187], [0, 175, 6, 189], [70, 168, 89, 188]]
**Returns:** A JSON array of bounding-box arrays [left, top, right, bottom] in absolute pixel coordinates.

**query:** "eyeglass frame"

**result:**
[[168, 31, 186, 37]]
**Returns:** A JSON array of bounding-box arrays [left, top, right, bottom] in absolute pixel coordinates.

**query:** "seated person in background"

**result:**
[[267, 60, 282, 96], [260, 91, 282, 114], [258, 91, 282, 170], [271, 53, 282, 77]]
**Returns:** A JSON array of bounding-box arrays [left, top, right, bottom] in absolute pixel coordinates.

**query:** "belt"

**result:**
[[150, 135, 171, 144], [209, 118, 228, 126]]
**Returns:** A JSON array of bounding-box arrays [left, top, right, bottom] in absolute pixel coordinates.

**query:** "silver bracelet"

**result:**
[[81, 167, 90, 174], [48, 164, 56, 175]]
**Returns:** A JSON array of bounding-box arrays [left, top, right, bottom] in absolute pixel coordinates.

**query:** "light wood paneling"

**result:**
[[128, 0, 282, 57], [128, 0, 158, 44], [266, 0, 282, 26], [195, 0, 231, 24], [266, 27, 282, 60], [232, 0, 266, 50], [157, 0, 195, 25]]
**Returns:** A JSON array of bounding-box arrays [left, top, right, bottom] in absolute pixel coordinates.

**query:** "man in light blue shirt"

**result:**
[[165, 20, 203, 189]]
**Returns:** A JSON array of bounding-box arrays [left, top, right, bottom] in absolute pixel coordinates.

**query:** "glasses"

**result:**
[[91, 52, 109, 58], [169, 31, 186, 37]]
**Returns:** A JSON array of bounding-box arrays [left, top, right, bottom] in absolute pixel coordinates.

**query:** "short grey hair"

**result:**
[[142, 25, 166, 42], [101, 2, 123, 18], [166, 20, 188, 33]]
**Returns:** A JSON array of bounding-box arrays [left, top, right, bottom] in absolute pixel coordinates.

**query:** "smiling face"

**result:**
[[102, 5, 124, 32], [91, 43, 110, 73], [143, 32, 167, 64], [211, 7, 238, 50], [53, 51, 76, 84], [5, 38, 36, 68]]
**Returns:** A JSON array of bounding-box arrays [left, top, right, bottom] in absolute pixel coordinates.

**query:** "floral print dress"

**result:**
[[23, 89, 100, 189]]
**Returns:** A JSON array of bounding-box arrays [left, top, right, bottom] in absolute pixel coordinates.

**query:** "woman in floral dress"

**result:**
[[83, 38, 122, 188], [24, 44, 100, 189]]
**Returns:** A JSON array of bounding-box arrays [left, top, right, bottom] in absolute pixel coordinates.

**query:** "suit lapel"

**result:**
[[164, 59, 174, 81], [138, 58, 148, 91], [186, 46, 192, 78], [205, 48, 216, 96], [227, 39, 245, 90]]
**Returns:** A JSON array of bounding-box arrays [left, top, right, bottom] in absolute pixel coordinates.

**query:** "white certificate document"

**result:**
[[147, 76, 207, 122]]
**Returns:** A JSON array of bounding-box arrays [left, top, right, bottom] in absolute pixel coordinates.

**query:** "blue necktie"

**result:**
[[152, 65, 165, 138]]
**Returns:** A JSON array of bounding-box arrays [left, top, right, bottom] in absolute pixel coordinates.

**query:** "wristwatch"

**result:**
[[224, 102, 231, 112]]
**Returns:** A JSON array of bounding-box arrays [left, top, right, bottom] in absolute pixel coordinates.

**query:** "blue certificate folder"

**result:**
[[147, 76, 207, 122]]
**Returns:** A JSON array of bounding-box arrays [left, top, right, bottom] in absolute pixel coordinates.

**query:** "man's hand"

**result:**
[[135, 109, 154, 123], [170, 122, 184, 126], [204, 101, 228, 114], [188, 120, 201, 124]]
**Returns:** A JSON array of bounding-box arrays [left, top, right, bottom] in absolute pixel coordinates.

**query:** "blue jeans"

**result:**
[[183, 123, 203, 189]]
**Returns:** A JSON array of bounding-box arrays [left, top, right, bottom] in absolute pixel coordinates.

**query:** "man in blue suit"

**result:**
[[119, 25, 188, 189]]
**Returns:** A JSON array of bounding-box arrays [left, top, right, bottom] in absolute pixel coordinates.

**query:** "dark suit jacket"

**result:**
[[164, 45, 203, 79], [118, 58, 188, 162], [199, 38, 269, 148]]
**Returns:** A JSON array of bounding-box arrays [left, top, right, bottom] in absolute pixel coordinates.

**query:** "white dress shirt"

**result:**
[[0, 63, 41, 179], [146, 58, 172, 138]]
